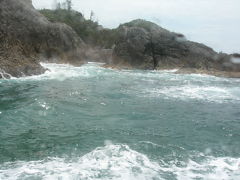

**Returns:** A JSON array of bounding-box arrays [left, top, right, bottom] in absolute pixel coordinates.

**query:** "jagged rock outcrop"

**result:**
[[0, 0, 85, 78], [1, 1, 239, 79], [111, 20, 240, 77]]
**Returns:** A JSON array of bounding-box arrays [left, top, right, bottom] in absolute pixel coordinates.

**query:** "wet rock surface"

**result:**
[[111, 20, 240, 77], [1, 2, 239, 78], [0, 0, 85, 78]]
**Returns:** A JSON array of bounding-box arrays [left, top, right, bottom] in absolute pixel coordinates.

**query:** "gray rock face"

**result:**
[[1, 2, 239, 79], [112, 20, 240, 77], [0, 0, 85, 78]]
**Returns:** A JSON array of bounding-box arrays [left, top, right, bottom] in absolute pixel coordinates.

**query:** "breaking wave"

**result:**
[[2, 62, 240, 104], [0, 144, 239, 180]]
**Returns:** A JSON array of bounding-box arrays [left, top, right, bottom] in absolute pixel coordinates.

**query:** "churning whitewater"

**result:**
[[0, 63, 240, 180]]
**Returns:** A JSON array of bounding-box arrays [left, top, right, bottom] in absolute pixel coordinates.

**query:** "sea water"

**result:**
[[0, 63, 240, 180]]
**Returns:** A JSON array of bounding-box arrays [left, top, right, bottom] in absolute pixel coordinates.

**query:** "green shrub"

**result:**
[[39, 9, 117, 48]]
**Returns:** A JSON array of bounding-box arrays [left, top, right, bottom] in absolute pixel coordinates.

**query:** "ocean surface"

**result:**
[[0, 63, 240, 180]]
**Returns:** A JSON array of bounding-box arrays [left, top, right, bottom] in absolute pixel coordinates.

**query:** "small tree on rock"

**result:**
[[66, 0, 72, 11]]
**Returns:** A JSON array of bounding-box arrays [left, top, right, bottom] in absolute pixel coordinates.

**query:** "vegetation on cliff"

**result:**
[[1, 0, 240, 78], [39, 8, 117, 48], [0, 0, 86, 78]]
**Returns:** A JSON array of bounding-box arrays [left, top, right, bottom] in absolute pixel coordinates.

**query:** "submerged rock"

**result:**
[[0, 0, 85, 78], [111, 19, 240, 77]]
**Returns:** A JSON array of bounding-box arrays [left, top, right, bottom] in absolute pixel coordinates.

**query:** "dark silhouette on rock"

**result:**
[[111, 20, 240, 77]]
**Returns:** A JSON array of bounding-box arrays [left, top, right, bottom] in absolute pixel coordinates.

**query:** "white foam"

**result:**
[[3, 62, 240, 103], [11, 63, 108, 81], [170, 157, 240, 180], [0, 144, 161, 180], [0, 69, 13, 79], [142, 85, 240, 103], [88, 61, 106, 65], [0, 144, 239, 180]]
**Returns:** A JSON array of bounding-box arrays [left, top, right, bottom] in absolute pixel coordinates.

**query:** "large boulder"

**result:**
[[0, 0, 85, 78], [111, 19, 240, 77]]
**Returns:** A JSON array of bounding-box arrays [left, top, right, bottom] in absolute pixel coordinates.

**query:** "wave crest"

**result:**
[[0, 144, 240, 180]]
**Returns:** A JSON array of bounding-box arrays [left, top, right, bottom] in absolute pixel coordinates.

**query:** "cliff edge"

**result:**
[[0, 0, 85, 78]]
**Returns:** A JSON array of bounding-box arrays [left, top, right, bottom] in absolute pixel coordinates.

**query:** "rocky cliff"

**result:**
[[111, 20, 240, 77], [1, 1, 239, 78], [0, 0, 85, 78]]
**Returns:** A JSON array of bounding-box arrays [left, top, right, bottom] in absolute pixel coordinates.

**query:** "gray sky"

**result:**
[[33, 0, 240, 54]]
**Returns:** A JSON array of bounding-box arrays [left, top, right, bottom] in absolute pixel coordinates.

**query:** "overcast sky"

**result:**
[[32, 0, 240, 54]]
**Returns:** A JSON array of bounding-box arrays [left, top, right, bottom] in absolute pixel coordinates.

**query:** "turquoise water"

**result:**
[[0, 63, 240, 179]]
